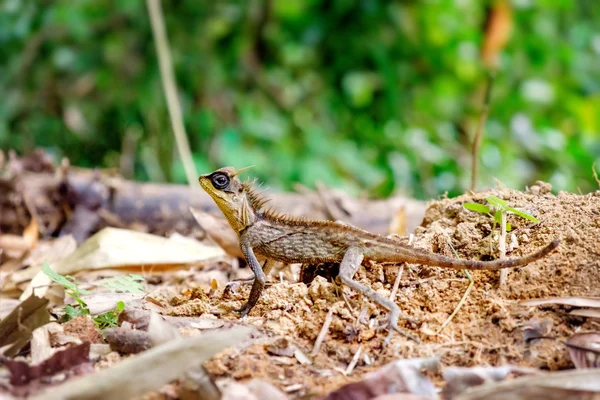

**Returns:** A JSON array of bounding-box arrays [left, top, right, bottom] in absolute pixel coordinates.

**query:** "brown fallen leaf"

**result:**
[[324, 357, 439, 400], [190, 207, 243, 258], [454, 369, 600, 400], [0, 295, 49, 357], [566, 332, 600, 369], [28, 227, 226, 278], [221, 380, 289, 400], [443, 365, 541, 399], [570, 309, 600, 319], [521, 297, 600, 308], [31, 326, 252, 400], [4, 342, 90, 385]]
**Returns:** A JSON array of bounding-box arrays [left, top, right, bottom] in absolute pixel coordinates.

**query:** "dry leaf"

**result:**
[[521, 297, 600, 308], [454, 369, 600, 400], [0, 295, 50, 357], [20, 228, 226, 298], [189, 207, 243, 258], [443, 365, 540, 399], [52, 227, 225, 275], [324, 357, 438, 400], [31, 326, 252, 400], [481, 0, 513, 69], [23, 217, 39, 249], [570, 309, 600, 319], [566, 332, 600, 369], [5, 342, 90, 386]]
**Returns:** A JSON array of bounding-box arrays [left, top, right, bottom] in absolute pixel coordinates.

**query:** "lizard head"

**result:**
[[198, 166, 256, 233]]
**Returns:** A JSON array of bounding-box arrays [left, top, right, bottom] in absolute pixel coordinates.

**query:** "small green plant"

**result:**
[[464, 195, 538, 233], [42, 262, 144, 329], [101, 274, 145, 294], [463, 195, 539, 286]]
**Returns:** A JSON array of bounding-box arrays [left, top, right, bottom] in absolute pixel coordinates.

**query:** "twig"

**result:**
[[311, 309, 334, 356], [593, 162, 600, 188], [345, 346, 362, 375], [470, 71, 495, 191], [389, 264, 404, 301], [498, 210, 508, 286], [436, 240, 474, 334], [146, 0, 197, 187], [390, 233, 411, 300]]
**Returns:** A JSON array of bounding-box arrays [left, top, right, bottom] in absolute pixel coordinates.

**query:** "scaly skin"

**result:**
[[199, 166, 559, 342]]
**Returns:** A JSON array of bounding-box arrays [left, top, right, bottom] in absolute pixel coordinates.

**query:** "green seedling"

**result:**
[[101, 274, 145, 294], [42, 262, 144, 329], [463, 195, 539, 286], [464, 195, 538, 233]]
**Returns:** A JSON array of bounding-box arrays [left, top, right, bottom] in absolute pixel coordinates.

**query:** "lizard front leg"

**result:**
[[236, 243, 267, 317], [338, 246, 420, 343]]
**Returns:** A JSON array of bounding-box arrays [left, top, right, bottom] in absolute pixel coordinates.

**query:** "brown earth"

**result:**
[[163, 185, 600, 398]]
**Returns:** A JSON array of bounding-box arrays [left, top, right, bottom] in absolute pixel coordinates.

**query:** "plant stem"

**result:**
[[470, 71, 495, 191], [498, 210, 508, 286], [146, 0, 197, 187]]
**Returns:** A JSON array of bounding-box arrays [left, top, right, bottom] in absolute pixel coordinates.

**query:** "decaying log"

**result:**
[[0, 151, 426, 244]]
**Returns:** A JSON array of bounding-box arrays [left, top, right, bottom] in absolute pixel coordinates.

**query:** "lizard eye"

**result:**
[[210, 173, 230, 190]]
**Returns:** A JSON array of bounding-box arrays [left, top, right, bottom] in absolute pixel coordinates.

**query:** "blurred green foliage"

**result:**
[[1, 0, 599, 199]]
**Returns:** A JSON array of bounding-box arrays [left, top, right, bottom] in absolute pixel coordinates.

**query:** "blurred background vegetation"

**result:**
[[1, 0, 598, 199]]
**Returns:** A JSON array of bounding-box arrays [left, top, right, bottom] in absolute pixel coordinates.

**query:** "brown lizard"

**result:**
[[199, 166, 559, 341]]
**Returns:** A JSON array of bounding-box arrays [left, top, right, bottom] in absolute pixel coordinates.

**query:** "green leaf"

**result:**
[[101, 274, 145, 294], [506, 207, 539, 223], [506, 222, 512, 231], [93, 301, 125, 330], [463, 203, 490, 213], [486, 195, 509, 209], [42, 262, 77, 292], [65, 305, 86, 319], [493, 210, 503, 224], [42, 262, 90, 296]]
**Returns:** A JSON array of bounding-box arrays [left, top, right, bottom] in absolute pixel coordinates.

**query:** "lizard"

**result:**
[[198, 166, 560, 341]]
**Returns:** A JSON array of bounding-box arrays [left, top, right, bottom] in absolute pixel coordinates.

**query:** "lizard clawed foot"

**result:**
[[235, 302, 254, 317], [378, 310, 420, 344], [226, 279, 273, 292]]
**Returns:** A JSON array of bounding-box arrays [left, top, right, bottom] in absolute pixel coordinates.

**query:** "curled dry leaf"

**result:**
[[565, 332, 600, 369], [324, 357, 439, 400], [443, 365, 541, 399], [0, 295, 49, 357], [31, 326, 252, 400], [454, 369, 600, 400], [570, 309, 600, 319], [4, 342, 90, 386], [521, 297, 600, 308]]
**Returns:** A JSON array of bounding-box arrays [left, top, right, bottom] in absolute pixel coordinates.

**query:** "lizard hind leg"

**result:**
[[337, 247, 420, 343]]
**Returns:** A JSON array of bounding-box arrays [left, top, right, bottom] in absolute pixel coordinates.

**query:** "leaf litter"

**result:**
[[0, 183, 599, 398]]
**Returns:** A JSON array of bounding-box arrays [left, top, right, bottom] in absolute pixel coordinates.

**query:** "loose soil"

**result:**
[[163, 185, 600, 398]]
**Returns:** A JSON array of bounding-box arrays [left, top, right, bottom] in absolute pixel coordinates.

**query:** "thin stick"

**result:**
[[146, 0, 197, 187], [498, 211, 508, 286], [470, 71, 495, 191], [436, 241, 474, 334], [345, 346, 362, 375], [389, 264, 404, 301], [593, 162, 600, 187], [311, 309, 334, 356]]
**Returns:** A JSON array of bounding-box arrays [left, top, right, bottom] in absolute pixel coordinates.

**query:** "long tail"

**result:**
[[401, 239, 560, 270]]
